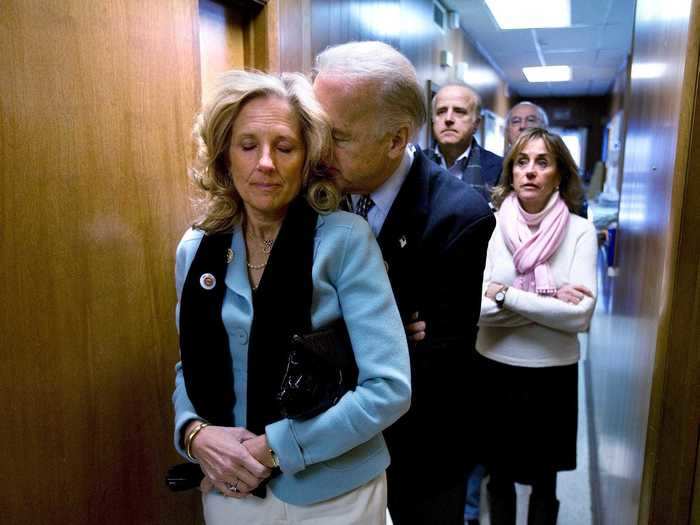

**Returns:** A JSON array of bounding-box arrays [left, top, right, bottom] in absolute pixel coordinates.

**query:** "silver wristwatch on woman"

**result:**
[[495, 286, 508, 308]]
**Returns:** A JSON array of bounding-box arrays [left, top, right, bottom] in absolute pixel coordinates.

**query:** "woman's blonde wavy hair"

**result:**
[[190, 70, 337, 234]]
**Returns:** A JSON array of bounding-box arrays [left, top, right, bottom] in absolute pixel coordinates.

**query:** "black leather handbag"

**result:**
[[277, 319, 358, 420], [165, 320, 358, 492]]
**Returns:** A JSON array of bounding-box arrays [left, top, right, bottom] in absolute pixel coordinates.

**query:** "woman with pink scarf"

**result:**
[[476, 128, 597, 525]]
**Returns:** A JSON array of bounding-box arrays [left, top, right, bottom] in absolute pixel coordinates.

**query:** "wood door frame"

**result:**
[[639, 2, 700, 523]]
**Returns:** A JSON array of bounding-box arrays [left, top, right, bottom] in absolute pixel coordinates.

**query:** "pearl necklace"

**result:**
[[244, 224, 276, 273], [246, 260, 267, 270]]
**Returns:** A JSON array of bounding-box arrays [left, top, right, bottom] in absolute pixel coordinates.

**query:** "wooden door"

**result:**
[[0, 1, 201, 523]]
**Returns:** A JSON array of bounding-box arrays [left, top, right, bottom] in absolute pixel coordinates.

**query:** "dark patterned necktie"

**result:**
[[354, 195, 375, 219]]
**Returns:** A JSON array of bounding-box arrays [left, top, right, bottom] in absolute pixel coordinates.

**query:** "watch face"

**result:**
[[495, 291, 505, 306]]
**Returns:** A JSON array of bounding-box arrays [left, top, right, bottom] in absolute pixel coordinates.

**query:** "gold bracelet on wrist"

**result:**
[[269, 448, 280, 468], [185, 421, 209, 462]]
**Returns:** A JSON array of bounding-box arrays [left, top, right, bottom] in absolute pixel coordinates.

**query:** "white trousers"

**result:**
[[202, 472, 387, 525]]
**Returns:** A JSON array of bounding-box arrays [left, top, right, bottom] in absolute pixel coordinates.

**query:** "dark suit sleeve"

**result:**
[[428, 212, 496, 351], [406, 208, 494, 473]]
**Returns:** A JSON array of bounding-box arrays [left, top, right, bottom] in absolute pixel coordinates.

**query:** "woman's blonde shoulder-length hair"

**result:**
[[190, 69, 337, 234], [492, 127, 584, 213]]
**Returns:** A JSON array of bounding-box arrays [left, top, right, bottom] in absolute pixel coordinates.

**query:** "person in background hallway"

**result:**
[[425, 82, 503, 207], [477, 128, 597, 525], [424, 81, 502, 525], [313, 41, 496, 525], [506, 101, 549, 150], [172, 70, 411, 524]]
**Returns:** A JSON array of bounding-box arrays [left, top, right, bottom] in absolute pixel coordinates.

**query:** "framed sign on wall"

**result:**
[[481, 109, 505, 157]]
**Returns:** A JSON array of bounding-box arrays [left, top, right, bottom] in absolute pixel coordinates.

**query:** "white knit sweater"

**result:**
[[476, 213, 598, 367]]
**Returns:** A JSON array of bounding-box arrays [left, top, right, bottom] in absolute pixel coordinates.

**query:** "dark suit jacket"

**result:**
[[478, 141, 504, 187], [381, 148, 496, 498], [424, 138, 503, 200]]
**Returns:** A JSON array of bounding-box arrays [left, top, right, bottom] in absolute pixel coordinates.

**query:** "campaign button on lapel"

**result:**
[[200, 273, 216, 290]]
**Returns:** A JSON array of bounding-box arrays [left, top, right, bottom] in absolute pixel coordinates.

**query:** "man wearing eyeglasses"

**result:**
[[505, 101, 549, 150]]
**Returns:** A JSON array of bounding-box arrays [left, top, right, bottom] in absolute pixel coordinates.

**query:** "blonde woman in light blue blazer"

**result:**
[[171, 70, 411, 525]]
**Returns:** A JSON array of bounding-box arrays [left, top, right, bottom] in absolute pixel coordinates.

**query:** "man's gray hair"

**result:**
[[505, 101, 549, 127], [315, 41, 427, 138], [431, 82, 482, 118]]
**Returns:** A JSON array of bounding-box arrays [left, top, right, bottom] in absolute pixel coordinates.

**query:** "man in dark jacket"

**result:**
[[425, 82, 504, 524], [425, 83, 503, 205], [314, 41, 495, 525]]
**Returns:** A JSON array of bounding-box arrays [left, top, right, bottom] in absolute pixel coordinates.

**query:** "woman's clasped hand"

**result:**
[[188, 423, 272, 497]]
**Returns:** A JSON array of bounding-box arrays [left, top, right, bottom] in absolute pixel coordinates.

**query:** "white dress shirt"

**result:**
[[433, 143, 471, 176]]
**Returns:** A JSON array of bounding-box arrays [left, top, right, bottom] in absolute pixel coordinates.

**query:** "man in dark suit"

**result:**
[[425, 83, 503, 205], [314, 41, 495, 525], [425, 82, 503, 525]]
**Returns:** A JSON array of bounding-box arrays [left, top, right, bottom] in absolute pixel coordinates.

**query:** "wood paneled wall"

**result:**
[[199, 0, 246, 100], [273, 0, 509, 148], [274, 0, 312, 74], [0, 1, 200, 523], [586, 0, 700, 523]]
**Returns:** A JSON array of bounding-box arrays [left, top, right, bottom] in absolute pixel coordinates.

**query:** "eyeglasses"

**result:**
[[509, 115, 541, 126]]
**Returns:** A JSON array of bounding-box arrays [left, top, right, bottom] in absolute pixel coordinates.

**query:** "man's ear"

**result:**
[[387, 126, 410, 159]]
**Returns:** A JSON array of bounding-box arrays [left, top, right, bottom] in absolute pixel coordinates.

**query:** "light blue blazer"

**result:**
[[172, 210, 411, 505]]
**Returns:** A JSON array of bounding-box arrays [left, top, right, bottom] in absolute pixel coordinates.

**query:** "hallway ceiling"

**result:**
[[448, 0, 636, 97]]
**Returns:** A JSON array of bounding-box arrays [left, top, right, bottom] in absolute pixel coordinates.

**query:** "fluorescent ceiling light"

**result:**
[[485, 0, 571, 29], [523, 65, 571, 82], [631, 62, 666, 79]]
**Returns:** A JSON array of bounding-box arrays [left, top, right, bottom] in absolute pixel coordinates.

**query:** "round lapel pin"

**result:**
[[200, 273, 216, 290]]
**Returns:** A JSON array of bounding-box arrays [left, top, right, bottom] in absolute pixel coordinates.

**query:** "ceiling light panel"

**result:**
[[485, 0, 571, 30], [522, 65, 572, 82]]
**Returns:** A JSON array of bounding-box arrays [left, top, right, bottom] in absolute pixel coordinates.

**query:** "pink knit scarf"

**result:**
[[498, 191, 569, 295]]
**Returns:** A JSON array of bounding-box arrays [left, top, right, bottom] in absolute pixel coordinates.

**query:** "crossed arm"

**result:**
[[479, 223, 598, 333]]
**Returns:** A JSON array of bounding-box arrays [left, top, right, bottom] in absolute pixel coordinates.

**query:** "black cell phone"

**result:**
[[165, 462, 205, 492]]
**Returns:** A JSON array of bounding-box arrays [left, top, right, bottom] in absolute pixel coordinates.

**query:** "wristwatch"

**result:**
[[495, 286, 508, 308]]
